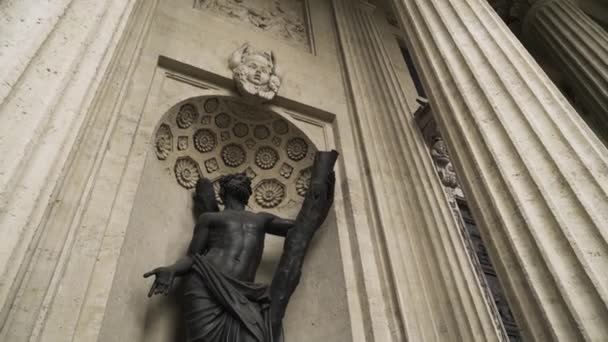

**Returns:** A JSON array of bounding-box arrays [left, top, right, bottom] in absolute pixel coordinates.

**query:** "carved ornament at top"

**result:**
[[195, 0, 309, 49], [229, 43, 283, 103]]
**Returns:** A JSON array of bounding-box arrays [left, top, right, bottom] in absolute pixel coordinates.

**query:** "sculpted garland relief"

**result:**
[[194, 0, 309, 49], [152, 96, 316, 212]]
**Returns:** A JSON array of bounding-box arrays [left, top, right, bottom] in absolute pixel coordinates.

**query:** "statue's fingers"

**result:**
[[143, 268, 159, 278], [155, 284, 167, 296], [147, 283, 158, 297]]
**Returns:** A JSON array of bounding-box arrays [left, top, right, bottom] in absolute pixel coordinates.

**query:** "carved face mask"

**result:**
[[242, 55, 272, 86]]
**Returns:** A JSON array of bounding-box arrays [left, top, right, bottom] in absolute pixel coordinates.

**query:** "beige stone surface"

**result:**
[[0, 0, 377, 341], [391, 0, 608, 340], [5, 0, 605, 340], [523, 0, 608, 144], [333, 1, 503, 341]]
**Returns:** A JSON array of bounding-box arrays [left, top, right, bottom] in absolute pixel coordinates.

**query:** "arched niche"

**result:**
[[154, 96, 318, 219], [99, 96, 350, 342]]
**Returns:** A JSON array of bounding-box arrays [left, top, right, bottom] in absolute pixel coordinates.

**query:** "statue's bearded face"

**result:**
[[241, 55, 272, 86], [219, 174, 252, 204]]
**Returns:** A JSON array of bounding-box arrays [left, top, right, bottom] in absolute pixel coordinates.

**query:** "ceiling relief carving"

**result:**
[[153, 96, 316, 213], [229, 43, 283, 103], [194, 0, 309, 50]]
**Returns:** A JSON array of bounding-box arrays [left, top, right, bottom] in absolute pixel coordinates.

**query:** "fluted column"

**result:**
[[390, 0, 608, 340], [523, 0, 608, 142], [333, 1, 504, 341]]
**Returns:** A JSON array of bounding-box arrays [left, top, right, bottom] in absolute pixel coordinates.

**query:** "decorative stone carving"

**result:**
[[174, 157, 201, 189], [154, 97, 318, 215], [215, 113, 231, 128], [244, 167, 257, 180], [204, 158, 219, 173], [228, 43, 282, 102], [212, 179, 223, 205], [253, 125, 270, 139], [194, 129, 217, 153], [178, 136, 188, 151], [233, 122, 249, 138], [177, 103, 199, 129], [221, 143, 246, 167], [295, 167, 311, 196], [272, 136, 282, 147], [279, 163, 293, 178], [245, 139, 256, 149], [204, 97, 219, 113], [155, 124, 173, 160], [255, 146, 279, 169], [286, 137, 308, 161], [254, 179, 285, 208], [430, 137, 458, 188], [272, 119, 289, 135], [194, 0, 308, 48]]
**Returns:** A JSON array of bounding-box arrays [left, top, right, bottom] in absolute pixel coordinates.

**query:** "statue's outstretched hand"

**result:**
[[143, 267, 175, 297]]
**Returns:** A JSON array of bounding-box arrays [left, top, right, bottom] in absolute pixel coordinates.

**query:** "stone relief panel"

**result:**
[[194, 0, 309, 50], [152, 96, 316, 214]]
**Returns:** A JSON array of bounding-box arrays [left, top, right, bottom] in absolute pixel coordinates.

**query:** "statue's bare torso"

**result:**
[[201, 210, 272, 282]]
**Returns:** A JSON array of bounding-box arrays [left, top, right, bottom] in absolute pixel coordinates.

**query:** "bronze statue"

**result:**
[[144, 151, 338, 342]]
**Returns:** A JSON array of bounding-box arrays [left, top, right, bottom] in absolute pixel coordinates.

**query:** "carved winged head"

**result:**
[[229, 43, 282, 102], [219, 173, 253, 204]]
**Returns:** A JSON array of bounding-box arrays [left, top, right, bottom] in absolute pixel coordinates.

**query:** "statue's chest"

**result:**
[[209, 219, 265, 245]]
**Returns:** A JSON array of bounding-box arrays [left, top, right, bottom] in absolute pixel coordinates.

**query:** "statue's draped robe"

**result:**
[[183, 255, 272, 342]]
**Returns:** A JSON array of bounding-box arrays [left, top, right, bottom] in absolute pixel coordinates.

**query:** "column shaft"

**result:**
[[333, 1, 503, 341], [390, 0, 608, 340], [524, 0, 608, 142]]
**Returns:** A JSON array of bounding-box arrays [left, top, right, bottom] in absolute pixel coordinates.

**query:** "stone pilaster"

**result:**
[[523, 0, 608, 143], [333, 1, 503, 341], [0, 0, 139, 332], [390, 0, 608, 340]]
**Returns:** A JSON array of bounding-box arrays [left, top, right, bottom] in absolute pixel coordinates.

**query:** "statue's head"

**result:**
[[229, 43, 282, 102], [219, 173, 252, 205]]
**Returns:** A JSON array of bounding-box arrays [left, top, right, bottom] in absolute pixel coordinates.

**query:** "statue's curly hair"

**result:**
[[219, 173, 252, 204]]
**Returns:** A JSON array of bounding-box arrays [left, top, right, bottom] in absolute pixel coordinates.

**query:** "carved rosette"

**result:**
[[175, 157, 201, 189], [176, 104, 198, 129], [254, 125, 270, 140], [287, 138, 308, 161], [279, 163, 293, 178], [193, 129, 217, 153], [215, 113, 231, 128], [233, 123, 249, 138], [204, 98, 219, 113], [272, 119, 289, 135], [204, 158, 219, 173], [295, 168, 312, 196], [155, 124, 173, 160], [153, 96, 317, 213], [255, 146, 279, 170], [254, 179, 286, 208], [222, 144, 246, 167], [177, 136, 188, 151]]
